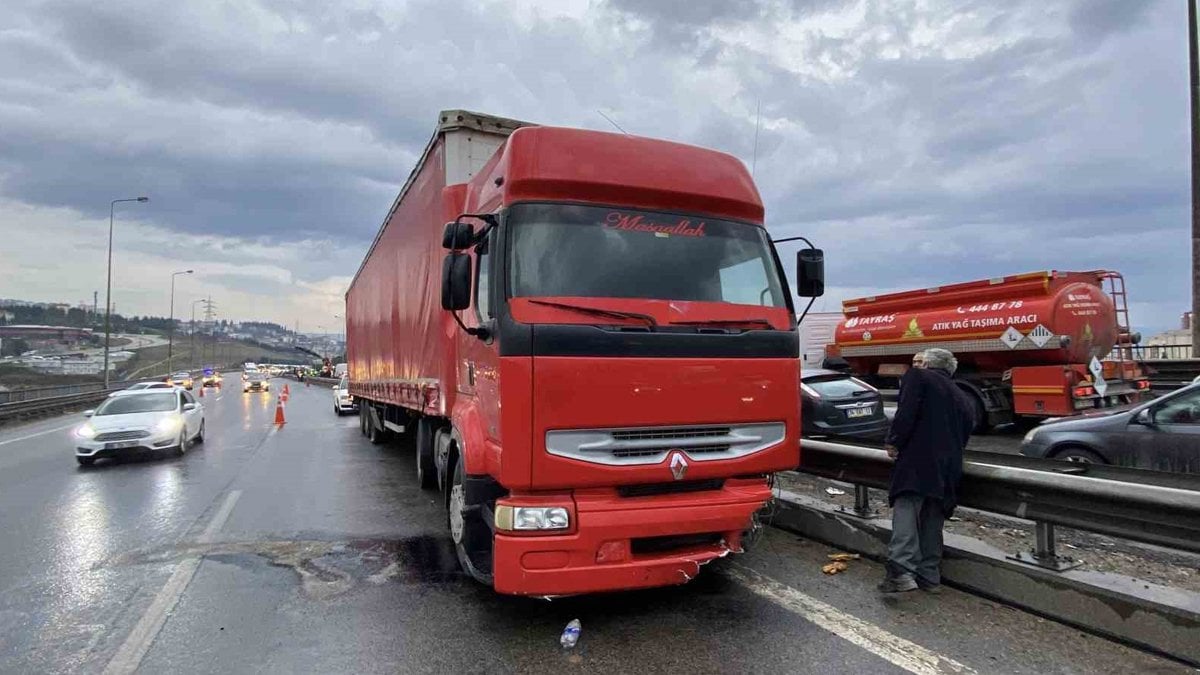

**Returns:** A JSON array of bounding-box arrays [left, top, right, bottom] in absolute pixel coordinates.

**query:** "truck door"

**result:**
[[467, 227, 502, 443]]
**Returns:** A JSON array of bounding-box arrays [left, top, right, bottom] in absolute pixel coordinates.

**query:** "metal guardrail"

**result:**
[[0, 390, 117, 423], [797, 439, 1200, 566], [0, 371, 208, 424], [0, 382, 107, 404]]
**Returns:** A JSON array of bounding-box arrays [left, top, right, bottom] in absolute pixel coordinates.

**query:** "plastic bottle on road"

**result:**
[[560, 619, 581, 649]]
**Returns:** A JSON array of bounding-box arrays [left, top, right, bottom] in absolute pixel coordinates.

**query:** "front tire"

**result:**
[[448, 453, 492, 584], [1053, 446, 1105, 464]]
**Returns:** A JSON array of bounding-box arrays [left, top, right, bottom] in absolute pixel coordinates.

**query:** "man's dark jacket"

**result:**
[[885, 367, 975, 516]]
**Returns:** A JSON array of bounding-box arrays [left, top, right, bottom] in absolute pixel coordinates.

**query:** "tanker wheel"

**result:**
[[1053, 445, 1106, 464], [960, 387, 990, 434]]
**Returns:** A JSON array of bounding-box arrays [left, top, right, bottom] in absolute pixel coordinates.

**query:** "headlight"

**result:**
[[76, 424, 97, 439], [155, 417, 183, 434], [494, 505, 570, 531]]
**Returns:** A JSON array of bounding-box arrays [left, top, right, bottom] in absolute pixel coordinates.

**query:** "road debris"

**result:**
[[560, 619, 582, 649], [822, 561, 849, 575]]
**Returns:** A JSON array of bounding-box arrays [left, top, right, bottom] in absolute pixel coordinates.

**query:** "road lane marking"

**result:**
[[0, 422, 78, 446], [725, 565, 976, 675], [103, 490, 242, 675]]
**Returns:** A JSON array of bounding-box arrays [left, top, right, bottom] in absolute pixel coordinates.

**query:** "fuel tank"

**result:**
[[830, 271, 1120, 375]]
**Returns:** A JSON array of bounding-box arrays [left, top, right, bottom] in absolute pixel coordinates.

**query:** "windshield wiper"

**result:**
[[527, 299, 658, 330], [669, 318, 776, 330]]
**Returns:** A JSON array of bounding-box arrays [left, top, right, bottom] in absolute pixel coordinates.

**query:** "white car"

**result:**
[[332, 375, 357, 415], [124, 382, 176, 392], [75, 389, 205, 466]]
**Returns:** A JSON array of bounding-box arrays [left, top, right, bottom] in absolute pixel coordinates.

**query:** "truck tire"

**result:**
[[415, 417, 438, 490], [448, 452, 493, 585], [956, 384, 991, 434]]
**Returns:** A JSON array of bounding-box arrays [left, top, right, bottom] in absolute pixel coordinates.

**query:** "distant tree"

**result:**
[[1, 338, 30, 357]]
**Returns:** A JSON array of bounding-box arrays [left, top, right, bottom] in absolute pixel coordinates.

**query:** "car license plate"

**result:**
[[847, 407, 873, 419], [105, 441, 138, 450]]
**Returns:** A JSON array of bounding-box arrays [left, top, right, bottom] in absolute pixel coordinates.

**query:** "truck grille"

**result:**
[[546, 422, 785, 466], [94, 430, 151, 442]]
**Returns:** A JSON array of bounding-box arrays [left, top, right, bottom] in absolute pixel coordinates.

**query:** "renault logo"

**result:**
[[669, 452, 688, 481]]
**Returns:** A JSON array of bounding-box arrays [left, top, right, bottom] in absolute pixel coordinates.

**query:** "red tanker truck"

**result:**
[[346, 110, 823, 596], [826, 270, 1149, 429]]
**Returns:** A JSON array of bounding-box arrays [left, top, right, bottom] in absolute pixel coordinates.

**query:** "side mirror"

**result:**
[[441, 253, 472, 311], [1135, 408, 1155, 426], [442, 221, 475, 250], [796, 248, 825, 298], [82, 410, 95, 417], [183, 403, 197, 411]]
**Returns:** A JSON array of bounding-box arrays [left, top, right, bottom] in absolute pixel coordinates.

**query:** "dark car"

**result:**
[[1020, 383, 1200, 474], [801, 368, 889, 443]]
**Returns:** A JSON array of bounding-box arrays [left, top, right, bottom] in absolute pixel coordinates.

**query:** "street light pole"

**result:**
[[103, 196, 148, 387], [190, 299, 204, 370], [166, 269, 193, 375]]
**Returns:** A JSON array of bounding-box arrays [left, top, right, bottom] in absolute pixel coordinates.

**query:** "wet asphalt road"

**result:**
[[0, 380, 1185, 674]]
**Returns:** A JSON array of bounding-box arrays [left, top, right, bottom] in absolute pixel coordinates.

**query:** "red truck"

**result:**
[[826, 270, 1149, 429], [345, 110, 822, 596]]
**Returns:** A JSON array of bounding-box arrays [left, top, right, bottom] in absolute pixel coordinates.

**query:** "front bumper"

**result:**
[[491, 480, 770, 596], [75, 431, 180, 458]]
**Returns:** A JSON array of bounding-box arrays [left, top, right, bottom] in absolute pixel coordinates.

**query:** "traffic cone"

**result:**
[[274, 396, 286, 425]]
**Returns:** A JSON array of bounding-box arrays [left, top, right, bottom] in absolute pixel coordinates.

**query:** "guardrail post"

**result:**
[[1007, 521, 1082, 571], [838, 484, 879, 519]]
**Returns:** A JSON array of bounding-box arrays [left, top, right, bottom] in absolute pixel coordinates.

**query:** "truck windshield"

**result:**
[[508, 203, 787, 307]]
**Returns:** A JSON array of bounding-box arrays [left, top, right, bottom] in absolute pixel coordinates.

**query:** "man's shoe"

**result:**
[[877, 576, 918, 593]]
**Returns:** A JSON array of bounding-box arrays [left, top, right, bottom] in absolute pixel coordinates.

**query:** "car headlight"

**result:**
[[76, 424, 97, 439], [494, 505, 570, 531], [156, 417, 183, 434]]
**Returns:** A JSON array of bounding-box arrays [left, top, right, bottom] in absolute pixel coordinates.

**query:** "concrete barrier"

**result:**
[[769, 489, 1200, 667]]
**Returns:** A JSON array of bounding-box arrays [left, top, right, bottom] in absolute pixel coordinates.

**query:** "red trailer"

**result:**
[[346, 110, 822, 596], [827, 270, 1149, 429]]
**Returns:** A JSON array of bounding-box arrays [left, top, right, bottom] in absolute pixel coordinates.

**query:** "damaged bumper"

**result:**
[[492, 479, 771, 596]]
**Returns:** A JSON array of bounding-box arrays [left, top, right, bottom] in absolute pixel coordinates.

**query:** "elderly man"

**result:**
[[879, 348, 975, 593]]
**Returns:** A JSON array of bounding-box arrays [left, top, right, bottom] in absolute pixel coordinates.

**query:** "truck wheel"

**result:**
[[415, 417, 438, 490], [448, 452, 493, 585], [1053, 446, 1106, 464], [958, 386, 990, 434]]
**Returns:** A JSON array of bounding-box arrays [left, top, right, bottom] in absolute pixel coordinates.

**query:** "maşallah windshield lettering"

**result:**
[[604, 212, 707, 237], [509, 203, 786, 306]]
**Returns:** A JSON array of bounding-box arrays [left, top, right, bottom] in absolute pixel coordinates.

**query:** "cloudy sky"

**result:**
[[0, 0, 1189, 335]]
